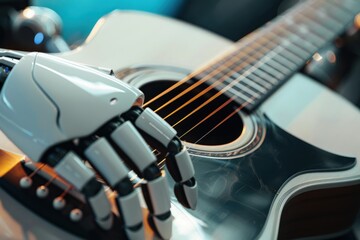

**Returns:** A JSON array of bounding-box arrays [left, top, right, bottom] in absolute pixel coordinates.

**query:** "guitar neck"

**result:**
[[192, 0, 360, 112]]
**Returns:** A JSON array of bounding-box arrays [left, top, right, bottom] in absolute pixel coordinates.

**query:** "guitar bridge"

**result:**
[[0, 150, 125, 239]]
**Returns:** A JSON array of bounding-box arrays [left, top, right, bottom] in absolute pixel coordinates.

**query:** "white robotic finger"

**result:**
[[82, 137, 145, 239], [143, 176, 173, 240], [124, 107, 198, 210], [110, 121, 156, 173], [135, 108, 177, 147], [97, 117, 174, 239], [170, 148, 197, 209], [53, 151, 113, 230]]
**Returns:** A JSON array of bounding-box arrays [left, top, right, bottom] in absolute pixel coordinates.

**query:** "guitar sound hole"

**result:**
[[140, 79, 244, 146]]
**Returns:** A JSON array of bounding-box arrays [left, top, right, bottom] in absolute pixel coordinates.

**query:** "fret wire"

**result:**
[[330, 0, 360, 14], [247, 38, 299, 69], [288, 1, 339, 36], [253, 69, 279, 84], [224, 46, 288, 81], [228, 89, 256, 104], [214, 44, 288, 101], [272, 53, 297, 70], [239, 47, 294, 75], [234, 22, 307, 69], [166, 0, 353, 118], [232, 84, 261, 99], [239, 73, 272, 89], [221, 79, 260, 100], [204, 32, 275, 75], [274, 15, 327, 48], [241, 39, 300, 71], [235, 79, 267, 94], [269, 43, 303, 66], [211, 0, 356, 111], [228, 28, 303, 80], [266, 31, 311, 59], [299, 1, 344, 31], [296, 16, 335, 40], [210, 78, 257, 103], [230, 43, 294, 98], [258, 64, 285, 80], [272, 26, 319, 53], [276, 35, 312, 59], [317, 1, 355, 23], [246, 45, 294, 75], [320, 0, 353, 15], [146, 0, 355, 116], [170, 62, 267, 127], [261, 55, 292, 74], [143, 26, 268, 109], [227, 43, 287, 93], [184, 34, 275, 109], [233, 35, 297, 73], [201, 31, 284, 83], [239, 65, 278, 85], [298, 8, 344, 33], [174, 36, 287, 119], [297, 1, 344, 34]]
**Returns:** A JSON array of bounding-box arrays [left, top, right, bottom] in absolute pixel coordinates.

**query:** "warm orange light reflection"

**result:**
[[23, 8, 35, 19], [355, 13, 360, 29], [327, 51, 336, 64], [0, 150, 24, 177], [312, 52, 323, 62]]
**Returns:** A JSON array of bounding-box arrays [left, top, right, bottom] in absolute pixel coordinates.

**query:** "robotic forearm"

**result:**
[[0, 50, 197, 239]]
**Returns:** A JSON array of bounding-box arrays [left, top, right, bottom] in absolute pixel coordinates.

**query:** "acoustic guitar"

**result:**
[[0, 0, 360, 239]]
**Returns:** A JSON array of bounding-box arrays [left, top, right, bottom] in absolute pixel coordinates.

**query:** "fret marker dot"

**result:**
[[70, 209, 83, 222], [36, 186, 49, 198], [53, 197, 66, 210], [19, 177, 32, 188]]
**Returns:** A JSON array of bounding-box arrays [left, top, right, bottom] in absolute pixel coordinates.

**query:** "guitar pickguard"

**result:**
[[180, 114, 356, 239]]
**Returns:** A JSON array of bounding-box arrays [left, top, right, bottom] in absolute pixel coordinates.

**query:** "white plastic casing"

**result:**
[[54, 151, 94, 190], [0, 52, 143, 161], [173, 147, 195, 182], [111, 121, 156, 172], [146, 177, 171, 215], [84, 137, 129, 186], [135, 108, 177, 147]]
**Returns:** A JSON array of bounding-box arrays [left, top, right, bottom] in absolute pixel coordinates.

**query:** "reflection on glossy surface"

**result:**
[[168, 114, 355, 239]]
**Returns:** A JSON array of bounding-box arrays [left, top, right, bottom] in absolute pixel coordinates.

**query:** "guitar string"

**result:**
[[142, 28, 263, 110], [167, 1, 334, 129], [144, 0, 315, 114], [186, 0, 356, 143], [162, 14, 329, 125], [143, 1, 323, 144], [193, 96, 257, 144], [147, 0, 346, 146], [143, 0, 318, 109], [162, 31, 287, 122], [171, 41, 294, 128], [164, 0, 352, 132], [176, 35, 311, 138], [179, 95, 249, 139]]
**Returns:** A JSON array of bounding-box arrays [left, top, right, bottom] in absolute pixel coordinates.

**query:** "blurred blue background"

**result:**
[[32, 0, 185, 44]]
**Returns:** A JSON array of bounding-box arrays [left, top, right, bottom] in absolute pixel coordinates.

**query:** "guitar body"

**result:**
[[1, 10, 360, 239]]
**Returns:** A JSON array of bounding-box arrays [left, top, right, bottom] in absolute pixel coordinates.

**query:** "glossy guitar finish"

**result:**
[[0, 1, 360, 239]]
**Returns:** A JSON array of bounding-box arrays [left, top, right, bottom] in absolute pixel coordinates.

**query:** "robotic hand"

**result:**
[[0, 50, 198, 239]]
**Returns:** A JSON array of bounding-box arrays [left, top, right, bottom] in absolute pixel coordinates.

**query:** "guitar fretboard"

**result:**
[[193, 0, 360, 112]]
